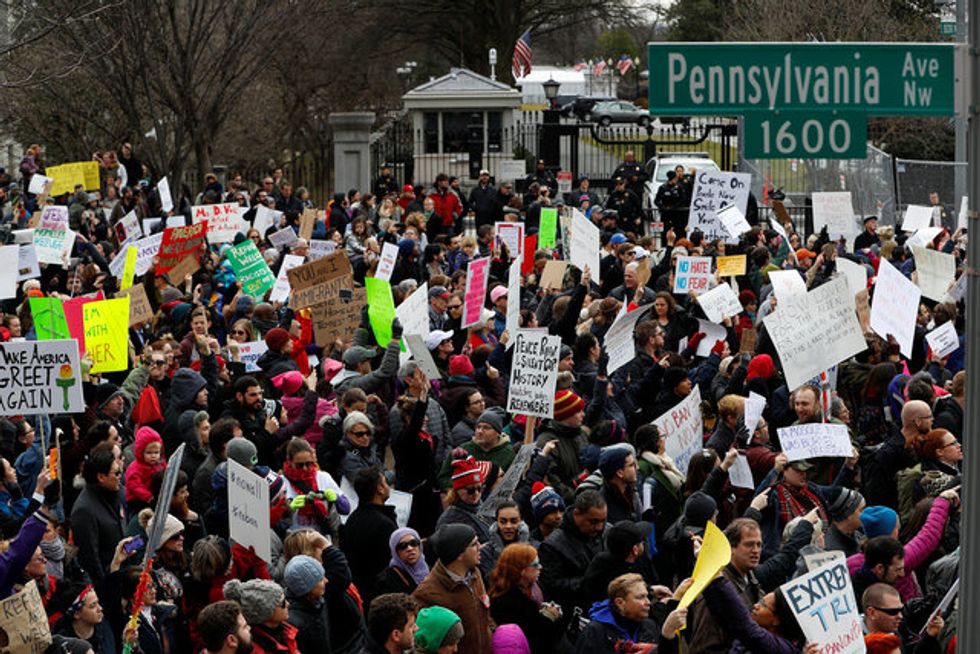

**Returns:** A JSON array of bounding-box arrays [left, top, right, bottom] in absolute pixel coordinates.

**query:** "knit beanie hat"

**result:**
[[97, 383, 124, 409], [598, 445, 632, 478], [226, 438, 258, 468], [139, 509, 184, 545], [825, 487, 865, 523], [449, 355, 474, 377], [738, 289, 758, 307], [553, 389, 584, 421], [530, 482, 565, 523], [283, 555, 325, 597], [684, 491, 717, 530], [451, 455, 483, 491], [433, 524, 477, 565], [414, 606, 464, 653], [264, 327, 291, 352], [476, 407, 504, 434], [222, 579, 284, 625], [271, 371, 304, 396], [860, 506, 898, 538], [747, 354, 776, 381]]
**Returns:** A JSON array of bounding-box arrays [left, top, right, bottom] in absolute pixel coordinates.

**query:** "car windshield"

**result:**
[[654, 160, 717, 182]]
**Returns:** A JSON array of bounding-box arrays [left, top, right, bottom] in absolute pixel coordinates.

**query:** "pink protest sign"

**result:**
[[462, 257, 490, 328]]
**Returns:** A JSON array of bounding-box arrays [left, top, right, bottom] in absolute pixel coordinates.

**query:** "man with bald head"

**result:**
[[865, 400, 929, 507]]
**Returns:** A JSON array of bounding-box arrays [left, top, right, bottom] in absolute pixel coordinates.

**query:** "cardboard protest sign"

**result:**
[[287, 251, 353, 310], [0, 340, 84, 415], [227, 240, 275, 299], [506, 331, 561, 418], [83, 297, 131, 373], [269, 254, 305, 304], [299, 208, 317, 241], [157, 177, 174, 213], [505, 259, 522, 347], [494, 222, 524, 260], [365, 276, 396, 346], [192, 203, 242, 243], [29, 298, 69, 340], [673, 256, 712, 294], [768, 270, 807, 302], [46, 161, 100, 196], [539, 260, 568, 291], [237, 340, 269, 372], [166, 254, 200, 285], [376, 242, 399, 282], [812, 192, 857, 239], [911, 245, 955, 301], [652, 385, 703, 475], [570, 209, 600, 278], [17, 244, 40, 282], [763, 277, 865, 391], [269, 226, 298, 250], [925, 321, 959, 359], [395, 283, 430, 364], [870, 258, 920, 358], [697, 282, 742, 324], [604, 305, 653, 375], [678, 521, 731, 609], [538, 208, 558, 248], [716, 203, 752, 243], [63, 291, 104, 355], [311, 287, 365, 346], [0, 245, 18, 299], [902, 205, 934, 232], [779, 559, 864, 653], [716, 254, 746, 277], [115, 284, 154, 327], [227, 459, 271, 562], [739, 327, 757, 354], [462, 257, 490, 328], [0, 581, 52, 654], [777, 423, 853, 461], [158, 222, 207, 274], [688, 171, 752, 242]]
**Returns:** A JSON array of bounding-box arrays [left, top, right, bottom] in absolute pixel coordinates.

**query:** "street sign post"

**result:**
[[743, 113, 867, 159]]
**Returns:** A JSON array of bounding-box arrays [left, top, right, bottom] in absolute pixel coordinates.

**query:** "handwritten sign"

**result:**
[[507, 331, 561, 418], [716, 254, 746, 277], [115, 284, 154, 327], [835, 257, 867, 297], [307, 239, 335, 260], [744, 391, 766, 437], [652, 385, 703, 475], [0, 340, 84, 415], [870, 258, 920, 358], [158, 222, 207, 274], [462, 257, 490, 328], [311, 287, 364, 346], [911, 245, 955, 302], [803, 550, 845, 572], [63, 291, 104, 355], [376, 242, 399, 282], [227, 459, 271, 562], [269, 226, 298, 250], [287, 251, 353, 310], [404, 334, 441, 380], [494, 222, 525, 260], [395, 283, 430, 364], [33, 207, 74, 265], [673, 256, 712, 293], [728, 455, 755, 490], [237, 340, 270, 373], [120, 245, 138, 290], [134, 232, 163, 276], [539, 208, 558, 248], [812, 192, 857, 240], [768, 270, 807, 302], [83, 297, 131, 373], [777, 423, 852, 461], [697, 282, 742, 323], [227, 240, 275, 299], [0, 581, 52, 654], [29, 297, 69, 340], [925, 321, 959, 359], [539, 259, 568, 291], [779, 560, 864, 654], [192, 203, 242, 243], [688, 171, 752, 242], [253, 205, 281, 237]]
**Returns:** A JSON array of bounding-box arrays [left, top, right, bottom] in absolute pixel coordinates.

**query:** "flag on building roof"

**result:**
[[592, 59, 607, 77], [512, 30, 532, 79], [573, 59, 587, 72], [616, 54, 633, 76]]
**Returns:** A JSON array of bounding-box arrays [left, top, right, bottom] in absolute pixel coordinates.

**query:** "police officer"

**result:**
[[373, 164, 399, 199], [526, 159, 558, 196], [607, 176, 642, 235], [611, 151, 648, 197]]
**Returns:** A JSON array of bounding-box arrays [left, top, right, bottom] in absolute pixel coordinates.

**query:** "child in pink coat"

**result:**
[[125, 426, 167, 514]]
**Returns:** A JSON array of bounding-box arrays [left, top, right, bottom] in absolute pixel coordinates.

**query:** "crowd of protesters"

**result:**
[[0, 141, 967, 654]]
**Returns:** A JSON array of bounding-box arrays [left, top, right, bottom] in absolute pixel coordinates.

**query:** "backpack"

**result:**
[[896, 464, 923, 523]]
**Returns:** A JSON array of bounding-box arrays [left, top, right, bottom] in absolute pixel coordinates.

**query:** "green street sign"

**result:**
[[648, 42, 956, 116], [941, 21, 956, 36], [743, 113, 867, 159]]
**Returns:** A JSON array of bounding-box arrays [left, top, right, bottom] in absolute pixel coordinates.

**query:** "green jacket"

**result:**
[[438, 434, 516, 490]]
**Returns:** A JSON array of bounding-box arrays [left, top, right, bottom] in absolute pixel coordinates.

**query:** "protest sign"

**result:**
[[227, 240, 275, 299], [494, 222, 524, 259], [673, 256, 712, 293], [694, 319, 728, 357], [404, 333, 441, 379], [0, 245, 17, 299], [803, 550, 846, 572], [744, 391, 766, 437], [269, 227, 298, 250], [365, 276, 396, 346], [27, 173, 52, 195], [652, 386, 703, 475], [376, 242, 399, 282], [396, 283, 430, 364], [678, 521, 731, 609], [83, 297, 130, 373], [906, 226, 943, 249], [716, 254, 746, 277], [728, 455, 755, 490], [192, 203, 242, 243], [539, 260, 568, 291], [739, 327, 757, 354], [0, 581, 52, 654], [341, 478, 413, 528], [115, 284, 153, 326], [253, 205, 281, 237], [17, 244, 40, 282], [770, 219, 789, 242], [158, 222, 207, 274], [308, 239, 335, 260], [764, 277, 866, 391], [780, 559, 864, 654], [768, 270, 807, 302], [30, 298, 69, 340], [167, 254, 200, 285], [227, 459, 271, 562], [920, 579, 959, 636], [716, 203, 752, 243], [870, 258, 920, 358], [945, 272, 968, 304], [506, 331, 561, 418], [0, 340, 84, 415], [902, 204, 934, 232], [116, 210, 142, 243], [688, 171, 752, 242], [46, 161, 99, 196], [134, 232, 163, 277], [570, 209, 600, 278], [63, 291, 104, 355], [299, 208, 317, 241], [538, 208, 558, 248], [33, 206, 74, 265], [925, 321, 959, 358], [158, 176, 173, 213], [777, 423, 853, 461], [498, 160, 526, 183], [911, 245, 956, 301], [505, 258, 522, 347], [311, 287, 364, 347], [287, 251, 353, 310], [604, 305, 653, 375], [835, 257, 867, 297], [696, 282, 742, 323], [238, 340, 270, 372], [269, 254, 305, 304], [462, 257, 490, 328], [812, 192, 857, 239], [120, 245, 138, 290]]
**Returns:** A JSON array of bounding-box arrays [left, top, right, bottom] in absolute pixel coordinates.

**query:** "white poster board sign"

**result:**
[[780, 559, 865, 654], [902, 204, 934, 232], [812, 192, 857, 239], [506, 331, 561, 418], [376, 242, 399, 282], [697, 282, 742, 323], [870, 258, 920, 358], [237, 340, 270, 373], [694, 318, 728, 357], [253, 205, 281, 237], [835, 257, 867, 297], [651, 386, 703, 476], [192, 203, 243, 243], [802, 549, 846, 572], [158, 177, 174, 213], [911, 246, 956, 302], [494, 222, 525, 260], [776, 423, 853, 461], [744, 391, 766, 438], [395, 283, 430, 365], [673, 256, 713, 294], [404, 333, 441, 380], [308, 239, 336, 260], [505, 258, 521, 348], [768, 270, 807, 303], [604, 305, 653, 374], [227, 459, 271, 562], [269, 226, 298, 250], [925, 321, 959, 359], [0, 340, 85, 415], [135, 232, 164, 277], [17, 244, 40, 282], [269, 254, 305, 304], [570, 209, 600, 278], [687, 171, 752, 242], [728, 454, 755, 490], [0, 245, 18, 299], [498, 160, 526, 183], [957, 196, 968, 230], [716, 203, 752, 244]]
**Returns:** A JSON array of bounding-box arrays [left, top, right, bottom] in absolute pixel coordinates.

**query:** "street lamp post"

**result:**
[[540, 77, 561, 170]]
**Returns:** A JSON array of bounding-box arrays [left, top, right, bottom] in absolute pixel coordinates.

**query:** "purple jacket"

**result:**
[[703, 577, 800, 654], [846, 496, 951, 601], [0, 510, 49, 598]]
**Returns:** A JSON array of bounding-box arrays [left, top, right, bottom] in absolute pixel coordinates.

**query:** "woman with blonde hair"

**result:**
[[488, 543, 562, 654]]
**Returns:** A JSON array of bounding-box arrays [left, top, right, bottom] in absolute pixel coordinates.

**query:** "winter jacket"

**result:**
[[701, 577, 800, 654], [342, 502, 398, 596], [413, 561, 493, 654], [534, 422, 588, 504], [490, 585, 562, 654], [0, 509, 48, 599], [437, 436, 516, 490], [251, 622, 301, 654], [538, 506, 606, 612], [124, 427, 166, 505], [479, 521, 530, 579], [70, 484, 123, 585], [286, 592, 331, 654], [435, 501, 491, 545], [161, 366, 210, 455], [281, 393, 338, 446], [321, 546, 366, 653], [331, 340, 400, 395], [572, 599, 660, 654]]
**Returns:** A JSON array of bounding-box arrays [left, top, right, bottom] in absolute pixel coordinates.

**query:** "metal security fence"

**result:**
[[895, 158, 967, 218]]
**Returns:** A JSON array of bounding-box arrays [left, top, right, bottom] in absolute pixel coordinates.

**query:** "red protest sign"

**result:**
[[158, 222, 208, 274], [521, 234, 538, 276]]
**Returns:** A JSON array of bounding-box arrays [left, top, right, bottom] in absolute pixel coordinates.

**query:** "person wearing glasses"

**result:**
[[488, 543, 562, 654], [861, 583, 944, 652], [375, 528, 429, 597]]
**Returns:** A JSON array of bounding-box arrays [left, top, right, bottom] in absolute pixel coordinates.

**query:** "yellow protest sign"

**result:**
[[678, 521, 732, 609], [120, 245, 138, 290], [45, 161, 101, 196], [83, 297, 131, 373], [716, 255, 746, 277]]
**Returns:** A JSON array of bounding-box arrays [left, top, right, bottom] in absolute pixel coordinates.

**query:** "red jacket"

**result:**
[[429, 190, 461, 229], [251, 622, 301, 654]]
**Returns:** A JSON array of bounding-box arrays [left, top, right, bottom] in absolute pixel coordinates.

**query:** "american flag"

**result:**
[[592, 59, 606, 77], [616, 55, 633, 76], [512, 30, 532, 79], [573, 59, 587, 72]]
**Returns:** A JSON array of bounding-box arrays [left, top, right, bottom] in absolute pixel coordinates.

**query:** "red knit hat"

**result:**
[[746, 354, 776, 381], [451, 455, 483, 491], [265, 327, 292, 352], [553, 389, 585, 421], [449, 354, 474, 377]]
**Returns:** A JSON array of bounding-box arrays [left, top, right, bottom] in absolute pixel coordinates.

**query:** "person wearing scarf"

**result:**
[[281, 438, 349, 541], [771, 460, 829, 528], [374, 527, 430, 596]]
